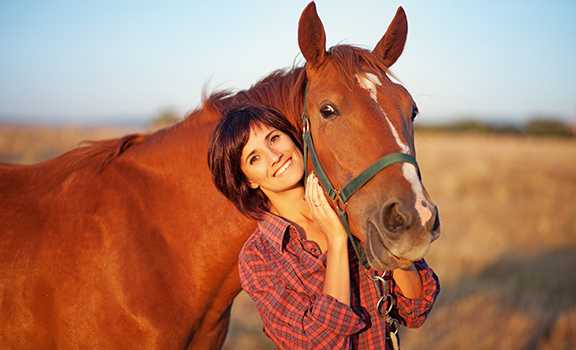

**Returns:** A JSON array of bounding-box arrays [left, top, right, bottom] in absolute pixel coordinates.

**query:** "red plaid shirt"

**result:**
[[239, 211, 440, 349]]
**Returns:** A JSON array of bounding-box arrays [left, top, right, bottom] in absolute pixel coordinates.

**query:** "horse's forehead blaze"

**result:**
[[356, 73, 381, 101], [355, 72, 432, 226], [355, 72, 410, 154]]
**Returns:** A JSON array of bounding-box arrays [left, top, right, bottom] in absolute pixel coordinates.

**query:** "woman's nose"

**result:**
[[267, 148, 282, 165]]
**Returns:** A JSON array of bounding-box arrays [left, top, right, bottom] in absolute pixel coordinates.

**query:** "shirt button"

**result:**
[[285, 285, 291, 290]]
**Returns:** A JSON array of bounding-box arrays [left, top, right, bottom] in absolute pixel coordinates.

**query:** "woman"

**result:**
[[208, 102, 439, 349]]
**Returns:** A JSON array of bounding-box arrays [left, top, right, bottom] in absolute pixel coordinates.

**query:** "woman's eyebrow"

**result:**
[[244, 149, 256, 164], [264, 129, 277, 141]]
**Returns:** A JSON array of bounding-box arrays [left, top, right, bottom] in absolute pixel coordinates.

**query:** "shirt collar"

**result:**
[[257, 210, 293, 253]]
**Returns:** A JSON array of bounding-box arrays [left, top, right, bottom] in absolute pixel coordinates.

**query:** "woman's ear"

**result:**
[[247, 180, 259, 189]]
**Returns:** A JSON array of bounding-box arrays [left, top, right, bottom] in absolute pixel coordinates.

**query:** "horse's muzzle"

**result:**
[[365, 199, 440, 270]]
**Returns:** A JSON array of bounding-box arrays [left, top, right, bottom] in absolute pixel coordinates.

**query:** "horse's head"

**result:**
[[298, 2, 440, 271]]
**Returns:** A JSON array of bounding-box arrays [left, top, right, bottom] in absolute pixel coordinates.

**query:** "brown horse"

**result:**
[[0, 2, 439, 349]]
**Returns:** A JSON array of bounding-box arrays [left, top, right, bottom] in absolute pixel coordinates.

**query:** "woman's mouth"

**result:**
[[274, 159, 292, 177]]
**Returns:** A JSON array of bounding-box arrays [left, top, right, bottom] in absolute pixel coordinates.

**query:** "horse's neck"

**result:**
[[143, 66, 305, 165]]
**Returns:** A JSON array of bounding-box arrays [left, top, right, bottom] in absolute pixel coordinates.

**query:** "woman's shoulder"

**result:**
[[255, 211, 292, 243], [240, 213, 291, 265]]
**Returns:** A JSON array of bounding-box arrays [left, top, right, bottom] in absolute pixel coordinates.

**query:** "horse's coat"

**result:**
[[0, 2, 439, 349]]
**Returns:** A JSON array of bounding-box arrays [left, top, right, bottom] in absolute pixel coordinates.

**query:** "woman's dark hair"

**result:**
[[208, 102, 303, 219]]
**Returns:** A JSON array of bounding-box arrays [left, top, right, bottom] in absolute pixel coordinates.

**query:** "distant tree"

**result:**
[[150, 110, 181, 131], [491, 123, 521, 134], [451, 120, 493, 133], [524, 119, 571, 137]]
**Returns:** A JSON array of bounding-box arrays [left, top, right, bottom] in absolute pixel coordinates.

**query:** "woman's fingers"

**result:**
[[306, 172, 349, 242], [305, 173, 315, 206], [315, 177, 329, 206], [307, 172, 334, 219], [306, 172, 322, 209]]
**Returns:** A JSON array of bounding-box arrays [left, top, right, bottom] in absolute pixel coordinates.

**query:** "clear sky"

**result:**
[[1, 0, 575, 125]]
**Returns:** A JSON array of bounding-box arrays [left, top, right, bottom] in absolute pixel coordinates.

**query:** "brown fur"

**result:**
[[0, 2, 438, 349]]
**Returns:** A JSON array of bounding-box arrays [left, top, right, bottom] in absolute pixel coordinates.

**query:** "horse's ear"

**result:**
[[298, 2, 327, 70], [373, 7, 408, 68]]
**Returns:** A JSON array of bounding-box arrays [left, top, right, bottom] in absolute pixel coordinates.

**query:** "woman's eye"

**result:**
[[249, 155, 260, 164], [320, 105, 337, 118], [270, 135, 279, 144]]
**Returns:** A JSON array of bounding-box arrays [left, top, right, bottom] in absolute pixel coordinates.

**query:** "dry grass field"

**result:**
[[0, 124, 143, 165], [400, 131, 576, 350], [1, 124, 575, 349]]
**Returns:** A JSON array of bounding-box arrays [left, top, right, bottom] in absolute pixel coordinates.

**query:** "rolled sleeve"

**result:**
[[391, 259, 440, 328], [309, 294, 366, 335], [240, 247, 366, 349]]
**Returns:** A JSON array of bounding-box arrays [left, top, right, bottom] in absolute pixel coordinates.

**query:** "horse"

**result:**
[[0, 2, 440, 349]]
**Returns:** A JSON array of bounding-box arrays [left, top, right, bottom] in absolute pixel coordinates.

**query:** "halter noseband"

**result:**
[[300, 83, 420, 270]]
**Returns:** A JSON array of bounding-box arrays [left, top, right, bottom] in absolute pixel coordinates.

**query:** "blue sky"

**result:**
[[1, 0, 575, 125]]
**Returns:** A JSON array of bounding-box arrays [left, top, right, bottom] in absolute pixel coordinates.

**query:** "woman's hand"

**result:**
[[305, 172, 348, 245]]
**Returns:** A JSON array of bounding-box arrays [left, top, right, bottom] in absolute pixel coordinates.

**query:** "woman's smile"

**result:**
[[274, 158, 292, 177]]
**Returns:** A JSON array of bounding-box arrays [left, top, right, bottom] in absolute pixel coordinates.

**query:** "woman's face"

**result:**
[[240, 124, 304, 196]]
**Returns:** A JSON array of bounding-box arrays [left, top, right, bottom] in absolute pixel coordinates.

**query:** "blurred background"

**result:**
[[1, 0, 575, 349]]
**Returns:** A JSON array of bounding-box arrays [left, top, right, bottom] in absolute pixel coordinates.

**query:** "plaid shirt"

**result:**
[[239, 211, 440, 349]]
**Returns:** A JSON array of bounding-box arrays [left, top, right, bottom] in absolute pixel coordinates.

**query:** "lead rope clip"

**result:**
[[367, 270, 400, 349]]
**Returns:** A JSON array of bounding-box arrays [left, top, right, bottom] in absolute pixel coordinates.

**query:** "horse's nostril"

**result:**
[[383, 201, 408, 233]]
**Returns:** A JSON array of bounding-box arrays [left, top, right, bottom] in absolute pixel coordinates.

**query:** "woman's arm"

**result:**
[[306, 173, 351, 305], [322, 237, 351, 305], [393, 263, 423, 299], [391, 259, 440, 328]]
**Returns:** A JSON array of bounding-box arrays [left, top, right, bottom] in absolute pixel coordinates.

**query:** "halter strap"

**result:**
[[300, 82, 420, 270]]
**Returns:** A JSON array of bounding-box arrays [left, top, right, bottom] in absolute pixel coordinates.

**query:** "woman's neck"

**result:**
[[265, 184, 328, 251], [266, 185, 311, 223]]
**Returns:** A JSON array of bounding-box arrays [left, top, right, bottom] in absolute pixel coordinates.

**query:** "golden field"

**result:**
[[1, 124, 575, 349]]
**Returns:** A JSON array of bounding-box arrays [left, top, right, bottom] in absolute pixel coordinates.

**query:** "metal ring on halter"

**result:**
[[376, 294, 394, 318], [302, 118, 310, 133], [366, 270, 386, 283]]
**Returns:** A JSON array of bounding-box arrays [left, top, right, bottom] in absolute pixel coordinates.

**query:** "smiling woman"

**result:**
[[207, 91, 439, 349], [208, 102, 303, 220], [241, 125, 305, 195]]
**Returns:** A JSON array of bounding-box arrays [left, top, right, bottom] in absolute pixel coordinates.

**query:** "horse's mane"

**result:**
[[74, 44, 388, 174], [61, 133, 148, 174], [200, 68, 308, 127], [202, 44, 391, 122], [328, 44, 394, 86]]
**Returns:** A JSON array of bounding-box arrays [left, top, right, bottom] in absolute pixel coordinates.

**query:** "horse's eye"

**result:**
[[411, 105, 419, 121], [320, 105, 337, 118]]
